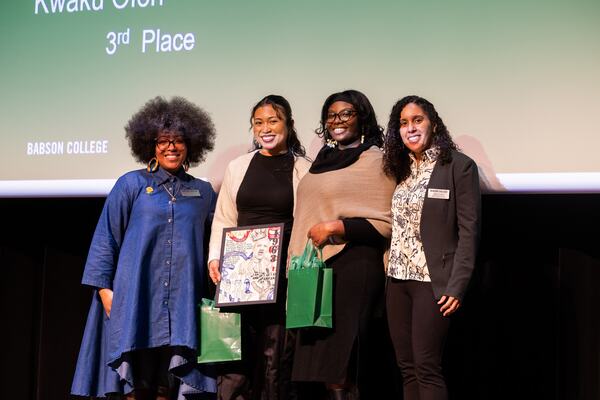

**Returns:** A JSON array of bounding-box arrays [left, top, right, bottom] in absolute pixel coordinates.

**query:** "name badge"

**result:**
[[181, 189, 201, 197], [428, 188, 450, 200]]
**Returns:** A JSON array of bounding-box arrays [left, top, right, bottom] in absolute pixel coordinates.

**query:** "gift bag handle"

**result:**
[[302, 239, 323, 268], [291, 239, 324, 270]]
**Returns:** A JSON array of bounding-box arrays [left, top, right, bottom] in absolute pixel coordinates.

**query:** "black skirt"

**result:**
[[291, 243, 385, 384]]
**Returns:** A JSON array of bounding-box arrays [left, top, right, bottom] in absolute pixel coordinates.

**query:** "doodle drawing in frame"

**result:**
[[216, 223, 284, 307]]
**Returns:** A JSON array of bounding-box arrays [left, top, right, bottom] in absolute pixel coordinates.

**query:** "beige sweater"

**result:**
[[208, 151, 311, 262], [288, 146, 397, 266]]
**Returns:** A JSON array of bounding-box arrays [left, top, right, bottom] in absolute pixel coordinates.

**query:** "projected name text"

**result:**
[[34, 0, 165, 14], [27, 140, 109, 155]]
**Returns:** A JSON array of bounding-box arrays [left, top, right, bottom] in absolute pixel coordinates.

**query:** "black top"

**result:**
[[343, 217, 386, 246], [235, 151, 295, 310], [236, 151, 294, 236]]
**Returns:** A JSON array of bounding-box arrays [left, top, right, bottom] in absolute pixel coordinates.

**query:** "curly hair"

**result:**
[[383, 95, 458, 183], [249, 94, 306, 157], [316, 89, 384, 148], [125, 96, 216, 166]]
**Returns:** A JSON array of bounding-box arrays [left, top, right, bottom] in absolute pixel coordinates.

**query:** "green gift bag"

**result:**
[[197, 298, 242, 363], [286, 241, 333, 329]]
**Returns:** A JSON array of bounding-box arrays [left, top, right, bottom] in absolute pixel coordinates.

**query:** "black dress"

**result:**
[[291, 145, 387, 388], [217, 152, 296, 400]]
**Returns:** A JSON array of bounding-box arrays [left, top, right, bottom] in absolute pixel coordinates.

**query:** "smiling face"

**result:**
[[399, 103, 434, 158], [155, 132, 188, 173], [252, 105, 289, 156], [326, 101, 360, 148]]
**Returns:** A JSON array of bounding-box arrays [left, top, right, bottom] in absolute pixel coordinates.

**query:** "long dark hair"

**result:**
[[316, 89, 384, 148], [249, 94, 306, 157], [383, 95, 458, 183]]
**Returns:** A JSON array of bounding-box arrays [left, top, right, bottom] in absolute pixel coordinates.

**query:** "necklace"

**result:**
[[162, 183, 178, 202]]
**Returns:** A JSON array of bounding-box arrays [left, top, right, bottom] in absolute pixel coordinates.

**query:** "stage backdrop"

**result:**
[[1, 0, 599, 196]]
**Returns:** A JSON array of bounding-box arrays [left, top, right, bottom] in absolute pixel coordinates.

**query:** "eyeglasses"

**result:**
[[155, 137, 186, 150], [326, 109, 357, 123]]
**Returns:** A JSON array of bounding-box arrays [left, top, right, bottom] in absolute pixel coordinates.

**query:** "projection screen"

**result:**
[[1, 0, 599, 196]]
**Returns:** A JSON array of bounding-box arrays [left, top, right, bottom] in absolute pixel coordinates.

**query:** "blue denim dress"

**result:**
[[71, 168, 217, 398]]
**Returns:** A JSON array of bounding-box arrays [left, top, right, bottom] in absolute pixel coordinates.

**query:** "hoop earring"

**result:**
[[147, 157, 159, 172], [183, 159, 190, 172]]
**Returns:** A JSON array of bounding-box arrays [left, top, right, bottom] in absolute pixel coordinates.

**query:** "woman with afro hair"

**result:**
[[72, 96, 218, 400], [382, 95, 481, 400]]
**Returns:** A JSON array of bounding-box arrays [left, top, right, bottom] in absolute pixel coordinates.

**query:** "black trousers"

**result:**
[[216, 301, 296, 400], [386, 279, 450, 400]]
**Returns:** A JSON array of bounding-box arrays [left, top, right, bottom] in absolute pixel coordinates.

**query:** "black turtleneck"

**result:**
[[236, 152, 294, 236]]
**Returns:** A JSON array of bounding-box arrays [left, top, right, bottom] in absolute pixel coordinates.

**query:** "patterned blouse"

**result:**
[[387, 147, 440, 281]]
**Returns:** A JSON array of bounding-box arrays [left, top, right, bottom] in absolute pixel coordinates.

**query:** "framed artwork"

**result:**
[[215, 223, 284, 307]]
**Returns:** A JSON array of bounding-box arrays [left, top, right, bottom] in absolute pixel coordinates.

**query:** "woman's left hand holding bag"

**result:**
[[308, 220, 345, 248]]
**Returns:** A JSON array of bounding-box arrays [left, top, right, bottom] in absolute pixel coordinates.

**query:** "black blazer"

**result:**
[[420, 150, 481, 300]]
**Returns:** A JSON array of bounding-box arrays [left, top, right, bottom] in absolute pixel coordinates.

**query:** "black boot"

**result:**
[[328, 388, 346, 400]]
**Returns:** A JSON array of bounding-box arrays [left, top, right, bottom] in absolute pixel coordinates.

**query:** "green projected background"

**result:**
[[1, 0, 599, 194]]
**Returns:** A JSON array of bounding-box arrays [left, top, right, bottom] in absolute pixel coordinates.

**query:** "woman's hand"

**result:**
[[308, 220, 345, 248], [438, 295, 460, 317], [98, 288, 113, 318], [208, 259, 221, 284]]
